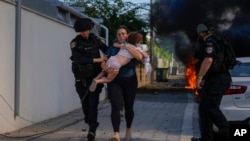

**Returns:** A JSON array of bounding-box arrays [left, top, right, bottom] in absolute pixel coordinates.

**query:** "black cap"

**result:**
[[73, 18, 94, 32], [197, 23, 208, 33]]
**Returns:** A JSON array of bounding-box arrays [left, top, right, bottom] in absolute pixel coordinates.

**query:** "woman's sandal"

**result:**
[[110, 135, 120, 141], [124, 133, 132, 141]]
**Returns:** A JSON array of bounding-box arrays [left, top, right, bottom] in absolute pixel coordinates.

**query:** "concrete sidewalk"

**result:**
[[0, 91, 200, 141]]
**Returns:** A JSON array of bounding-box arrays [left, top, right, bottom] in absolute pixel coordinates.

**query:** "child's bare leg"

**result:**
[[89, 71, 106, 92], [95, 68, 118, 84], [94, 71, 106, 80]]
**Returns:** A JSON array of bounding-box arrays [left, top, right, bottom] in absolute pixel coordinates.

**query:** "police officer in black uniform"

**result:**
[[191, 24, 231, 141], [70, 18, 107, 141]]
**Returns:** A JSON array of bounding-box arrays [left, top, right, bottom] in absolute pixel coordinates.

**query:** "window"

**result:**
[[230, 62, 250, 77]]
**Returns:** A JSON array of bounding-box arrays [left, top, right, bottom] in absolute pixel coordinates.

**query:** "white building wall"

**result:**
[[19, 8, 79, 122], [0, 1, 105, 133], [0, 0, 17, 134]]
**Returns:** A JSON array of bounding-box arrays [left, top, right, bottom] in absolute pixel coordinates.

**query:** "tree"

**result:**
[[71, 0, 150, 45]]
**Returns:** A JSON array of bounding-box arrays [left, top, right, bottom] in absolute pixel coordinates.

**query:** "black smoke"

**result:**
[[151, 0, 250, 65]]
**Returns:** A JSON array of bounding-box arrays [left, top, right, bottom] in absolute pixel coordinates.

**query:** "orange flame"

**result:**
[[185, 66, 197, 89], [185, 58, 199, 96]]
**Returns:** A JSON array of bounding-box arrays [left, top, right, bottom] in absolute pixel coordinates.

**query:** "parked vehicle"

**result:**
[[214, 57, 250, 131]]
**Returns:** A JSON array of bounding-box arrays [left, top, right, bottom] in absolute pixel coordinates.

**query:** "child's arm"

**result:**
[[143, 56, 152, 74], [137, 45, 151, 74]]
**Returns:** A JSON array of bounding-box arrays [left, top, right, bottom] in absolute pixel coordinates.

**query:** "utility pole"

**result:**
[[150, 0, 154, 84], [15, 0, 22, 119]]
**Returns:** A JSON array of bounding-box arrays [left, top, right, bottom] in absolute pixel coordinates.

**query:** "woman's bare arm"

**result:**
[[124, 44, 143, 61]]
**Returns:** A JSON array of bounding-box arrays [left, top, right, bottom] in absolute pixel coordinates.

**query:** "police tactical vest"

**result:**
[[72, 34, 102, 78], [76, 34, 100, 58]]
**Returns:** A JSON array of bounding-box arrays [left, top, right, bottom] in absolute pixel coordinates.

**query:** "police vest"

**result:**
[[75, 34, 100, 58], [72, 34, 102, 78]]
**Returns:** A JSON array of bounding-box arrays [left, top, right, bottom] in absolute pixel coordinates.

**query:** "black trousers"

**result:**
[[107, 74, 137, 132], [74, 76, 103, 128], [199, 73, 231, 141]]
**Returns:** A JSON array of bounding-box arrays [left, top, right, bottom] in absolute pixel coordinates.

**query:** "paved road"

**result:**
[[0, 91, 200, 141]]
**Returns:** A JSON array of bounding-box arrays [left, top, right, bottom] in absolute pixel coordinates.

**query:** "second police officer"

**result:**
[[192, 23, 231, 141], [70, 18, 108, 141]]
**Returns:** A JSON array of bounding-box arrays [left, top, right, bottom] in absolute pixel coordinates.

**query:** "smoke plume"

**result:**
[[151, 0, 250, 65]]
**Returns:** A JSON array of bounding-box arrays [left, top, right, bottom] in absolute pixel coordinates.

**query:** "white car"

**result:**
[[220, 57, 250, 125]]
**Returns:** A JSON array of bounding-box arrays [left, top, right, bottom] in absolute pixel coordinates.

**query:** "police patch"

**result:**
[[70, 42, 76, 48], [206, 47, 214, 54]]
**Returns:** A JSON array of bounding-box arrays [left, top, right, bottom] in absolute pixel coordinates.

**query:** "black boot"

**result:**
[[191, 137, 202, 141], [87, 122, 99, 141]]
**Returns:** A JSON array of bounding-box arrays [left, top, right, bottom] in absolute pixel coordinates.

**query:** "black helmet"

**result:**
[[73, 18, 94, 32]]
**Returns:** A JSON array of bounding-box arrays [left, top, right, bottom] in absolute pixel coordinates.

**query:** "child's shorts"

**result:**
[[106, 56, 121, 71]]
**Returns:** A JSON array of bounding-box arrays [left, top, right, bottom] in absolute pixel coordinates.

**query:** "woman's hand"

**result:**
[[124, 44, 143, 61]]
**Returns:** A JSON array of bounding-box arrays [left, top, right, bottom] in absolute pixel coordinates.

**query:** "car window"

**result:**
[[230, 62, 250, 77]]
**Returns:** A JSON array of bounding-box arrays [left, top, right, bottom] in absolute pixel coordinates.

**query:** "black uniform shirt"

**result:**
[[70, 33, 107, 65], [202, 35, 224, 78]]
